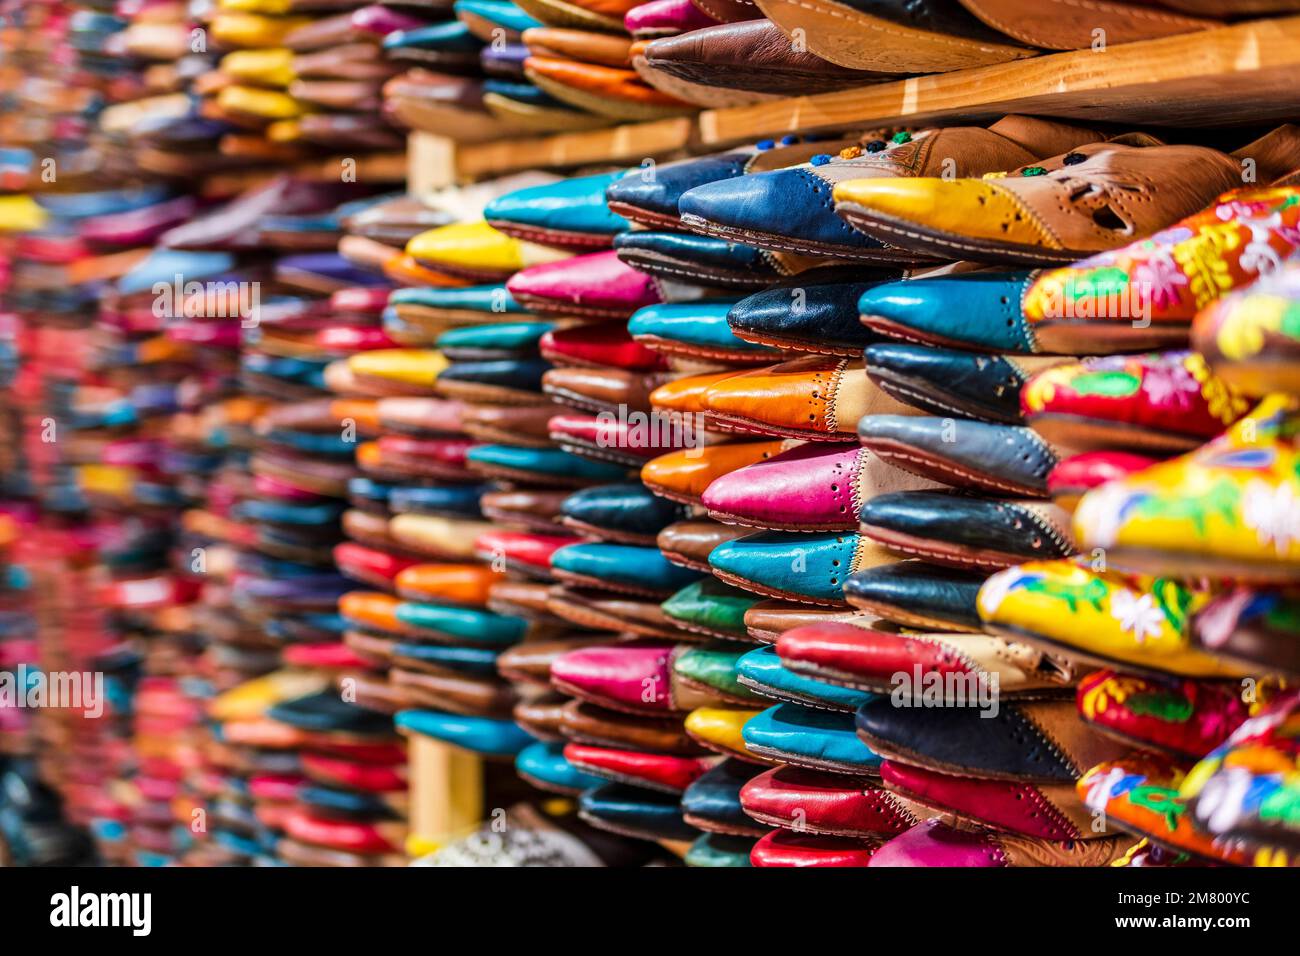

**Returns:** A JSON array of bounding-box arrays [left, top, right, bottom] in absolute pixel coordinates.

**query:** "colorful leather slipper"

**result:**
[[859, 492, 1076, 572], [1178, 691, 1300, 865], [880, 760, 1103, 843], [523, 54, 695, 120], [869, 818, 1130, 867], [742, 702, 882, 774], [382, 21, 485, 72], [613, 229, 829, 291], [702, 441, 941, 532], [517, 693, 578, 740], [482, 83, 612, 132], [558, 482, 688, 544], [709, 531, 895, 606], [854, 697, 1127, 784], [685, 833, 755, 866], [1078, 756, 1250, 865], [842, 560, 985, 632], [1027, 184, 1300, 356], [956, 0, 1218, 50], [857, 269, 1062, 353], [677, 117, 1101, 261], [604, 134, 850, 230], [461, 402, 561, 446], [543, 366, 671, 414], [540, 321, 667, 370], [1021, 350, 1248, 453], [672, 642, 765, 704], [1194, 257, 1300, 397], [563, 743, 713, 793], [752, 0, 1032, 73], [858, 415, 1060, 497], [656, 520, 748, 572], [865, 343, 1073, 424], [660, 578, 761, 641], [523, 24, 635, 64], [736, 645, 875, 712], [550, 642, 724, 714], [640, 439, 793, 506], [549, 411, 702, 468], [702, 355, 914, 441], [390, 643, 502, 679], [1046, 451, 1159, 512], [457, 0, 545, 40], [515, 740, 607, 794], [628, 300, 782, 363], [466, 444, 630, 487], [577, 782, 698, 842], [407, 219, 571, 282], [484, 169, 631, 248], [1193, 588, 1300, 679], [474, 529, 583, 579], [390, 562, 500, 607], [833, 134, 1300, 266], [641, 16, 900, 95], [395, 709, 535, 756], [1073, 394, 1300, 581], [507, 248, 714, 320], [391, 667, 519, 717], [1077, 670, 1271, 761], [750, 828, 880, 866], [681, 759, 768, 836], [550, 541, 702, 597], [388, 284, 541, 334], [726, 269, 900, 357], [776, 622, 1077, 698], [683, 706, 767, 761], [649, 368, 748, 418], [562, 699, 706, 754], [546, 585, 691, 639], [515, 0, 642, 31], [740, 764, 926, 837], [388, 484, 489, 520], [346, 349, 449, 394], [977, 559, 1243, 679]]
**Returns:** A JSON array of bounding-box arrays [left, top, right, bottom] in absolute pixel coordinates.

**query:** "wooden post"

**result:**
[[408, 132, 459, 196], [405, 732, 485, 858], [400, 135, 486, 858]]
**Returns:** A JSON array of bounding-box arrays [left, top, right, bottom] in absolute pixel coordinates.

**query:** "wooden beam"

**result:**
[[698, 15, 1300, 146], [453, 117, 694, 181]]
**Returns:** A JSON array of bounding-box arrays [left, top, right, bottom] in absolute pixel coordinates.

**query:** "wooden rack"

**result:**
[[405, 14, 1300, 188], [399, 12, 1300, 855]]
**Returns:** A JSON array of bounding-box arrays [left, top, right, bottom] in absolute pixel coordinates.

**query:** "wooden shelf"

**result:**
[[408, 15, 1300, 188], [697, 15, 1300, 145]]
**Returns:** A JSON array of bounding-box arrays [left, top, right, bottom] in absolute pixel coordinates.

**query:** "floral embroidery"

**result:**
[[1241, 478, 1300, 556], [1110, 589, 1165, 643]]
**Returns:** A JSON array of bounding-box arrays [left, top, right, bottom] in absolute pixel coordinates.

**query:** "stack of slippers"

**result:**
[[332, 190, 601, 826], [511, 0, 701, 127], [973, 178, 1300, 867], [1, 165, 235, 866], [200, 0, 416, 158], [531, 116, 1271, 867], [379, 0, 612, 141]]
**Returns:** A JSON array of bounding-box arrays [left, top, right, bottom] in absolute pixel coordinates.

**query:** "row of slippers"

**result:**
[[365, 120, 1300, 866]]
